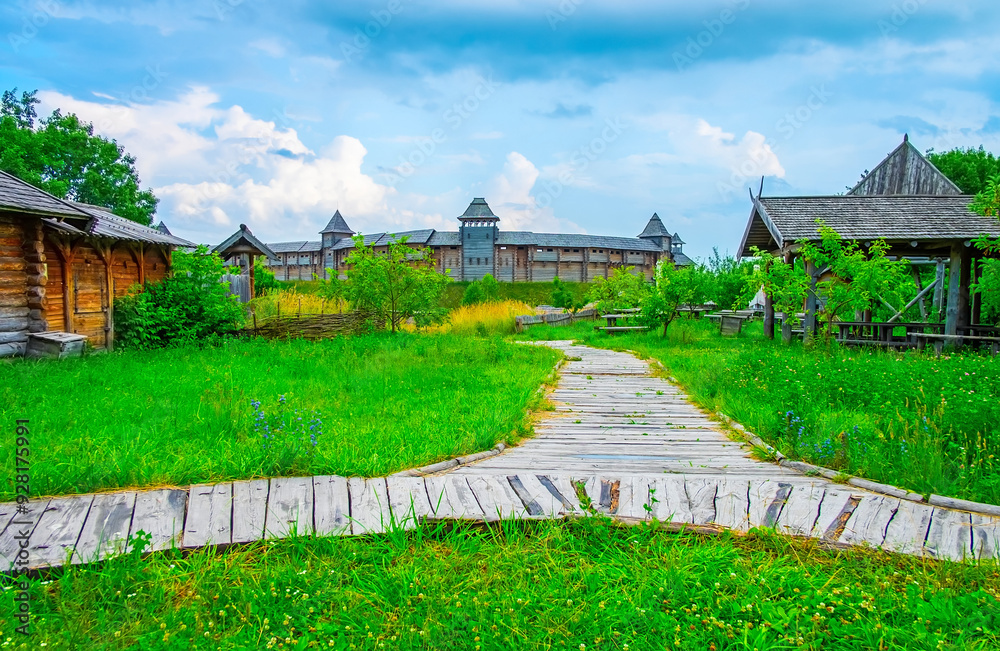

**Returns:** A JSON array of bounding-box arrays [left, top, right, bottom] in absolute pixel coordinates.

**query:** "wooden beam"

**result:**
[[804, 258, 818, 340], [972, 257, 983, 326], [945, 242, 963, 336], [887, 278, 939, 323], [911, 265, 927, 320], [248, 252, 256, 301], [932, 260, 945, 318]]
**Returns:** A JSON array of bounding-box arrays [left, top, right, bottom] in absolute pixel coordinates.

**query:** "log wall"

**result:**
[[0, 215, 29, 357]]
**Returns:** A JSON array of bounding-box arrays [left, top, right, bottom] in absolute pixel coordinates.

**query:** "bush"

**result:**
[[551, 276, 585, 312], [587, 266, 650, 314], [114, 245, 244, 349], [254, 257, 280, 297], [461, 273, 500, 306]]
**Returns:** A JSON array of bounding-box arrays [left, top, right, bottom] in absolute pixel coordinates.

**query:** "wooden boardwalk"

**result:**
[[2, 342, 998, 571]]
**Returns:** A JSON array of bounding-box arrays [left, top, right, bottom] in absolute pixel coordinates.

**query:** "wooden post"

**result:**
[[944, 242, 963, 336], [911, 265, 927, 320], [763, 289, 775, 340], [248, 252, 256, 300], [804, 258, 818, 340], [96, 242, 115, 351], [958, 246, 973, 332], [136, 244, 146, 285], [971, 257, 983, 326], [933, 259, 945, 319]]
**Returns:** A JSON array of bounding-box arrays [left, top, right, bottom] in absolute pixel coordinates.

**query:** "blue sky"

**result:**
[[2, 0, 999, 259]]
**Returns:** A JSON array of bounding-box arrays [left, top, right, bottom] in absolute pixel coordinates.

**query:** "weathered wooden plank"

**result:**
[[231, 479, 269, 544], [265, 477, 314, 539], [467, 476, 526, 520], [924, 508, 972, 562], [713, 480, 749, 532], [648, 477, 693, 524], [536, 474, 582, 514], [748, 481, 793, 529], [3, 499, 61, 569], [74, 492, 136, 564], [348, 477, 390, 535], [684, 479, 717, 525], [839, 496, 899, 548], [129, 489, 187, 553], [183, 483, 233, 548], [313, 476, 351, 536], [424, 476, 484, 519], [971, 515, 1000, 561], [812, 489, 862, 541], [775, 485, 825, 537], [882, 500, 934, 556], [386, 476, 435, 529]]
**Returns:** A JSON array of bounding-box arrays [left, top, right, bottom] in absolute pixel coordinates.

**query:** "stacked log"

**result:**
[[0, 216, 29, 357]]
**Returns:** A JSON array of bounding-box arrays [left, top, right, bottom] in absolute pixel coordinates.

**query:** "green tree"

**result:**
[[641, 262, 710, 335], [114, 246, 244, 349], [551, 276, 585, 312], [342, 234, 449, 333], [800, 224, 910, 336], [743, 248, 810, 334], [0, 88, 158, 224], [927, 146, 1000, 195], [969, 174, 1000, 325], [253, 258, 280, 297], [587, 267, 650, 314], [705, 248, 753, 310], [461, 273, 500, 306]]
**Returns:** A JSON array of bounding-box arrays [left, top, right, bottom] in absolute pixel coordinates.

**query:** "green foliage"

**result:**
[[743, 248, 810, 327], [438, 281, 593, 310], [461, 273, 501, 306], [550, 276, 585, 312], [587, 266, 650, 314], [800, 223, 910, 334], [705, 248, 754, 309], [0, 335, 557, 498], [343, 235, 450, 333], [971, 174, 1000, 219], [19, 518, 1000, 649], [927, 146, 1000, 195], [642, 262, 711, 335], [0, 88, 158, 224], [114, 246, 244, 349], [253, 257, 280, 297]]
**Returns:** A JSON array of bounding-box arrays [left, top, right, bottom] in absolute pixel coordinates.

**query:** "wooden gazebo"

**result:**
[[738, 137, 1000, 342], [213, 224, 277, 301]]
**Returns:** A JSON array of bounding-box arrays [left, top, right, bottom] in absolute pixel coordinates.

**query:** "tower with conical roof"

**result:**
[[320, 210, 354, 272], [637, 213, 672, 252], [458, 198, 499, 281]]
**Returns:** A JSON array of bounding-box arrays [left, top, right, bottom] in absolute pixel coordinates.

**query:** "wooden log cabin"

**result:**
[[0, 171, 192, 357], [264, 200, 694, 282]]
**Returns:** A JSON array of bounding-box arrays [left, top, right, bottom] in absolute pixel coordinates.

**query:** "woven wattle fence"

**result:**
[[242, 311, 378, 341], [514, 308, 597, 333]]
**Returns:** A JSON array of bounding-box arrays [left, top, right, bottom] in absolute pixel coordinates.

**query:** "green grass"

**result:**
[[0, 335, 559, 500], [522, 319, 1000, 504], [6, 518, 998, 650]]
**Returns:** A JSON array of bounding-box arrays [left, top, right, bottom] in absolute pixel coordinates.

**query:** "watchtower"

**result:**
[[459, 198, 499, 281]]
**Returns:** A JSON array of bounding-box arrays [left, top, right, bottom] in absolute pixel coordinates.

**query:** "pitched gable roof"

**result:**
[[848, 136, 962, 196], [320, 210, 354, 234], [213, 224, 278, 261], [638, 213, 670, 238]]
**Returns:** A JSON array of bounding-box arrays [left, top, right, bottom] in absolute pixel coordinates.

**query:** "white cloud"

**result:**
[[485, 152, 585, 233]]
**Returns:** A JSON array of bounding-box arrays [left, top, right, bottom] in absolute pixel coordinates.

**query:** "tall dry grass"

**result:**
[[424, 300, 538, 336], [248, 289, 347, 322]]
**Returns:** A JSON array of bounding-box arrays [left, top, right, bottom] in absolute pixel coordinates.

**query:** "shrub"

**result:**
[[253, 257, 280, 297], [551, 276, 585, 312], [461, 273, 500, 306], [114, 245, 244, 349], [587, 266, 650, 314]]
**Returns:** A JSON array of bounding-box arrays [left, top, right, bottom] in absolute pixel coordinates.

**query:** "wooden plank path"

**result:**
[[1, 342, 998, 570]]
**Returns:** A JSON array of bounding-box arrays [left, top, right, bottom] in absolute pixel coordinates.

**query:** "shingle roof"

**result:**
[[155, 221, 172, 235], [738, 195, 1000, 257], [0, 170, 92, 222], [269, 240, 312, 254], [213, 225, 278, 261], [41, 202, 194, 246], [638, 213, 670, 238], [329, 230, 438, 251], [497, 231, 662, 251], [320, 210, 354, 234], [460, 198, 498, 219], [427, 231, 461, 246], [672, 251, 694, 266]]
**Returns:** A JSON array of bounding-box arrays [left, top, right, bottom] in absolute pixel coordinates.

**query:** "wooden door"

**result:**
[[73, 261, 108, 348]]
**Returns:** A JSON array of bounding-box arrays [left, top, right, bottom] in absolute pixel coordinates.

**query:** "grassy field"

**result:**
[[522, 319, 1000, 504], [0, 335, 559, 500], [6, 518, 998, 650]]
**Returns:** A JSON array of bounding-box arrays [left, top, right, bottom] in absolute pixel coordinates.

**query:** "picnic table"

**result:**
[[596, 311, 649, 334], [913, 332, 1000, 355]]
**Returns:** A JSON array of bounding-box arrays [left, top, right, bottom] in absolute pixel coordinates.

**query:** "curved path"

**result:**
[[2, 342, 998, 571]]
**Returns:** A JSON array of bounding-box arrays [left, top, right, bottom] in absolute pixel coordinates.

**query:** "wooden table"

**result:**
[[596, 313, 649, 334]]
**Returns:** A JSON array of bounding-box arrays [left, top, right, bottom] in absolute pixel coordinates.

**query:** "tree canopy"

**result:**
[[926, 146, 1000, 195], [0, 88, 158, 224]]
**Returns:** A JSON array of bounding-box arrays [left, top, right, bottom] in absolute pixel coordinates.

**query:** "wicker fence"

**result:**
[[514, 308, 597, 333], [241, 311, 377, 341]]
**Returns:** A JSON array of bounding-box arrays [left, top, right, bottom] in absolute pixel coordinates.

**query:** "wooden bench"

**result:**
[[912, 332, 1000, 355], [719, 314, 747, 337]]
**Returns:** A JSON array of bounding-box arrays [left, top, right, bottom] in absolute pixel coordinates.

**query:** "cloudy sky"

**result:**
[[2, 0, 999, 258]]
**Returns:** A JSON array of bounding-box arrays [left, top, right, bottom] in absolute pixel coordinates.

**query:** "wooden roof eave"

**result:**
[[738, 197, 784, 258]]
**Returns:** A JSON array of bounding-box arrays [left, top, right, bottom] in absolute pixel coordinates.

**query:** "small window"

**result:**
[[547, 248, 553, 252], [450, 246, 457, 250], [518, 246, 524, 250], [500, 246, 507, 250], [537, 249, 543, 253], [573, 249, 579, 253]]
